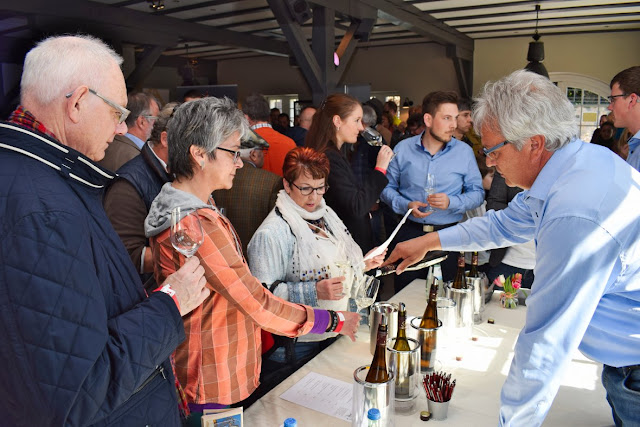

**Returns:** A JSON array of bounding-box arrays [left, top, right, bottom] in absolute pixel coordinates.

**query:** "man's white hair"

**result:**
[[20, 34, 123, 105], [473, 70, 579, 151]]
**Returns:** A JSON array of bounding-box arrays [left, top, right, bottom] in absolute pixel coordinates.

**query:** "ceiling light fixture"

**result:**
[[147, 0, 165, 10], [524, 4, 549, 78]]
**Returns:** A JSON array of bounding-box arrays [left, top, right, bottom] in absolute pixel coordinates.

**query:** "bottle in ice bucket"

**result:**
[[367, 408, 381, 426], [451, 252, 467, 289], [419, 280, 439, 372], [469, 251, 479, 278], [393, 303, 411, 351], [366, 316, 390, 383]]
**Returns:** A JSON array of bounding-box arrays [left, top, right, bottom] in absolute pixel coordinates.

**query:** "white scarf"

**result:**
[[275, 189, 365, 290]]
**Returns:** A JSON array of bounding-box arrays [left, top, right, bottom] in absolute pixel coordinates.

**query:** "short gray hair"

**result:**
[[473, 70, 578, 151], [362, 105, 377, 127], [167, 97, 249, 179], [125, 92, 160, 127], [149, 102, 180, 146], [20, 34, 123, 105]]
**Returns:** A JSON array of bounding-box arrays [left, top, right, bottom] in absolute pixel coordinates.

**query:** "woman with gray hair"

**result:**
[[144, 97, 359, 414]]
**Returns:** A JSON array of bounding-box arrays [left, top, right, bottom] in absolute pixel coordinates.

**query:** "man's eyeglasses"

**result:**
[[290, 182, 329, 196], [65, 88, 130, 125], [607, 93, 629, 103], [216, 146, 242, 163], [483, 140, 510, 159], [142, 115, 158, 122]]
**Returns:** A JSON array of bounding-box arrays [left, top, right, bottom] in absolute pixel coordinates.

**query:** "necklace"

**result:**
[[306, 218, 327, 234]]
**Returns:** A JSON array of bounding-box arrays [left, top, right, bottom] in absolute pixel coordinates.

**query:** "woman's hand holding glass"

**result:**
[[316, 277, 345, 300], [337, 311, 361, 342], [363, 247, 387, 271], [375, 145, 395, 170]]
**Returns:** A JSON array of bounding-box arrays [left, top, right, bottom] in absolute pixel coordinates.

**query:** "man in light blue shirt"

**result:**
[[385, 70, 640, 426], [381, 91, 483, 291], [608, 66, 640, 172], [99, 92, 159, 172]]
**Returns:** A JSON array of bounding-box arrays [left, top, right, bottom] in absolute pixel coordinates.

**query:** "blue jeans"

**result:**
[[602, 364, 640, 426]]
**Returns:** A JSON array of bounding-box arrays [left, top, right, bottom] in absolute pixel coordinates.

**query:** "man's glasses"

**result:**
[[142, 115, 158, 122], [483, 140, 510, 159], [65, 88, 130, 124], [216, 146, 242, 163], [290, 182, 329, 196], [607, 93, 629, 103]]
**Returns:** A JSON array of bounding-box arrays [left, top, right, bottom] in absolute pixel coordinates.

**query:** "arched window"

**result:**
[[550, 72, 610, 142]]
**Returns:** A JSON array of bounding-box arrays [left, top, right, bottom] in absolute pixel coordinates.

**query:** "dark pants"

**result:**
[[602, 364, 640, 426], [487, 263, 535, 289], [392, 220, 458, 294]]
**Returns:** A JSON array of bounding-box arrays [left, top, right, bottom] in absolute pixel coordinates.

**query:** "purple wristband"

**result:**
[[310, 309, 330, 334]]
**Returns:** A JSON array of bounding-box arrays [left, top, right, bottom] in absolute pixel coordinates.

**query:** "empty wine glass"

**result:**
[[354, 275, 381, 311], [170, 207, 204, 258], [425, 173, 436, 212]]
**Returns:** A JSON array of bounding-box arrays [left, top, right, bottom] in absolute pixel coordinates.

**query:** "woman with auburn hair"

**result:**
[[305, 94, 394, 253], [248, 147, 386, 365], [144, 98, 360, 415]]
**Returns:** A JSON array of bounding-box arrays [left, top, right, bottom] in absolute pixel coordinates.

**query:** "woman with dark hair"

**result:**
[[305, 94, 394, 252], [144, 97, 359, 413], [248, 147, 386, 364]]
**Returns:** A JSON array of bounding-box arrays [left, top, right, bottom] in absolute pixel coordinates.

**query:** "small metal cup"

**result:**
[[369, 302, 398, 355], [409, 317, 441, 374], [427, 398, 450, 421]]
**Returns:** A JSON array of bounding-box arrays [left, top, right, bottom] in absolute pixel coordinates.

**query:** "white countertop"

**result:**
[[245, 279, 613, 426]]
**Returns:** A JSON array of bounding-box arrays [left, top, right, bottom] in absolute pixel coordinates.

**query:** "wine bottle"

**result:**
[[373, 251, 448, 277], [366, 319, 390, 383], [469, 251, 479, 278], [420, 281, 439, 329], [451, 252, 467, 289], [393, 303, 411, 351], [419, 280, 438, 372]]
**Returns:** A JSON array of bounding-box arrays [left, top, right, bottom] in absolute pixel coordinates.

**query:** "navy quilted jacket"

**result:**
[[0, 122, 185, 426]]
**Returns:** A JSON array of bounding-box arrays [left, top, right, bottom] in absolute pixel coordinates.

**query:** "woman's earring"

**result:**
[[200, 161, 205, 170], [337, 126, 340, 131]]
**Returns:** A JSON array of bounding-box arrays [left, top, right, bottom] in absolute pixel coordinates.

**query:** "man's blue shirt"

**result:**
[[126, 132, 145, 150], [438, 139, 640, 426], [380, 134, 484, 224]]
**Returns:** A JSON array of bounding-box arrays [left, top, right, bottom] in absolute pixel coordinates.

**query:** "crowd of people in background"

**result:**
[[1, 33, 638, 427]]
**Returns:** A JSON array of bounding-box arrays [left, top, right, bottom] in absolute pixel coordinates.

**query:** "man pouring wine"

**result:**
[[384, 70, 640, 426]]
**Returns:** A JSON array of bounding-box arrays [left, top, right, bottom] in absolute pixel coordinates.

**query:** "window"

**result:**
[[550, 72, 611, 143], [566, 87, 609, 142]]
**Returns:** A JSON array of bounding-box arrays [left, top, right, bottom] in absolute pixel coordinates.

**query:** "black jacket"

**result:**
[[323, 147, 388, 253]]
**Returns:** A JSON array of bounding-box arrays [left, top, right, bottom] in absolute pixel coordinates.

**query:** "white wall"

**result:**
[[473, 31, 640, 95]]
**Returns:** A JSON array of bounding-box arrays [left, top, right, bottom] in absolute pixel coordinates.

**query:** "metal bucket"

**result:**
[[369, 302, 398, 355]]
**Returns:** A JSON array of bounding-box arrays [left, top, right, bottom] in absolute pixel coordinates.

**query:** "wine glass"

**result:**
[[425, 173, 436, 212], [354, 275, 381, 311], [333, 239, 351, 298], [170, 207, 204, 258]]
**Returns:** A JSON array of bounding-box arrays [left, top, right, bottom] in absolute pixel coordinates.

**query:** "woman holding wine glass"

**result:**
[[248, 147, 386, 366], [305, 94, 395, 253], [143, 97, 360, 414]]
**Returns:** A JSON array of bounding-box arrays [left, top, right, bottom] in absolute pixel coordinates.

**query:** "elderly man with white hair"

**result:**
[[385, 70, 640, 426], [0, 35, 208, 426]]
